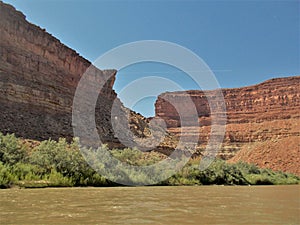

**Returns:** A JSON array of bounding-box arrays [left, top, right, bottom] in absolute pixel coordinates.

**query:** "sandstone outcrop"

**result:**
[[0, 2, 176, 151], [156, 76, 300, 126], [155, 76, 300, 175], [0, 2, 115, 143]]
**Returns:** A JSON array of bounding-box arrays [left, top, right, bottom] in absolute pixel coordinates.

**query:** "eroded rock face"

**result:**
[[156, 76, 300, 127], [155, 76, 300, 175], [0, 2, 118, 143], [0, 2, 176, 152]]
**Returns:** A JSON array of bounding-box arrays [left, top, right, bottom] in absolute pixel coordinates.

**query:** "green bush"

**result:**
[[10, 163, 44, 181], [43, 169, 74, 187], [0, 133, 28, 165], [0, 132, 299, 188], [0, 162, 15, 188]]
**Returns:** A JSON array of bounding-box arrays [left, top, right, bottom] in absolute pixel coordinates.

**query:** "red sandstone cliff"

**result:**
[[156, 76, 300, 126], [0, 2, 118, 143], [0, 2, 175, 151], [155, 77, 300, 175]]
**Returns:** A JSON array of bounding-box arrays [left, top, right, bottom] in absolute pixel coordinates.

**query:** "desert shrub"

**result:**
[[0, 133, 299, 187], [191, 160, 250, 185], [29, 139, 58, 172], [43, 169, 74, 187], [0, 133, 28, 165], [235, 161, 261, 174], [111, 147, 142, 165], [10, 163, 44, 181], [86, 173, 109, 186], [29, 138, 93, 185], [229, 161, 300, 185], [0, 162, 15, 188]]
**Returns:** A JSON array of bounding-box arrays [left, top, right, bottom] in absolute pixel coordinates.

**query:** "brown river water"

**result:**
[[0, 185, 299, 225]]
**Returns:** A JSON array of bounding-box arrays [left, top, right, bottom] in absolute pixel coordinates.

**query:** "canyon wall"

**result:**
[[0, 2, 136, 150], [155, 76, 300, 175], [0, 2, 116, 144], [0, 2, 175, 151], [156, 76, 300, 126]]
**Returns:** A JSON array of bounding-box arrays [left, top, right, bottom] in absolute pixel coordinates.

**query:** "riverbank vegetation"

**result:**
[[0, 133, 299, 188]]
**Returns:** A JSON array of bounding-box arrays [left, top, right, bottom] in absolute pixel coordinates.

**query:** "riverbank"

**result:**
[[1, 133, 299, 188]]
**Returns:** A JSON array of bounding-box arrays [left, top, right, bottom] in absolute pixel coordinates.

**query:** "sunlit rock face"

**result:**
[[155, 76, 300, 175], [0, 2, 176, 152], [0, 2, 118, 144]]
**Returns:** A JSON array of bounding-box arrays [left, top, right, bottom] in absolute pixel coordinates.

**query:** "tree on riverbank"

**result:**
[[0, 133, 299, 188]]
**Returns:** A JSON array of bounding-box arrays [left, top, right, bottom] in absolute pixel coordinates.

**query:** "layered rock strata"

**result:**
[[0, 2, 113, 143], [0, 2, 176, 151], [155, 76, 300, 175]]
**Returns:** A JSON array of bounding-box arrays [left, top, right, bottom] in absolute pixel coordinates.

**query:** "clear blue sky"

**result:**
[[4, 0, 300, 117]]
